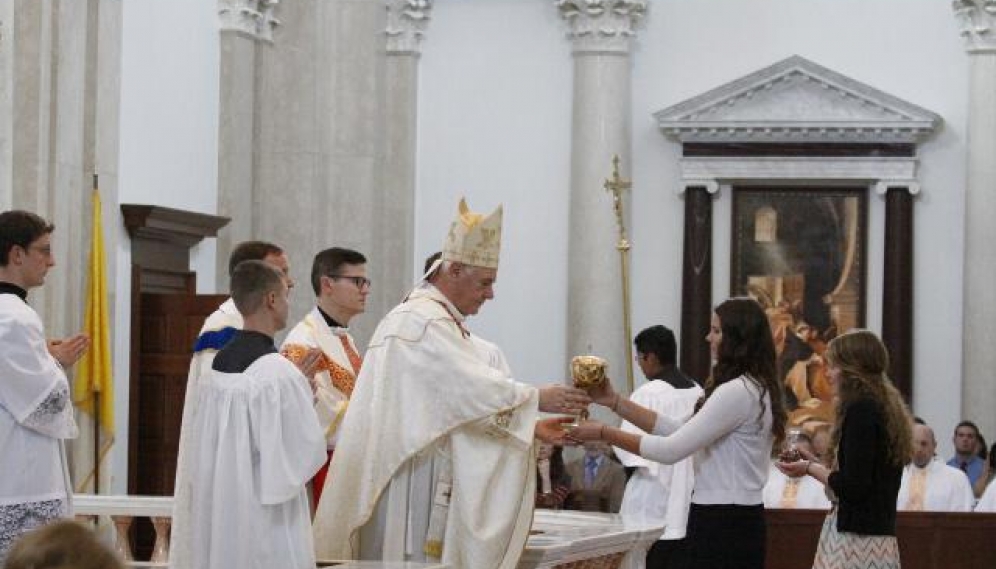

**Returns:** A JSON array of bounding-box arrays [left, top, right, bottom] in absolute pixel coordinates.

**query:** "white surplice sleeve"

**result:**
[[250, 358, 327, 505], [0, 302, 77, 440]]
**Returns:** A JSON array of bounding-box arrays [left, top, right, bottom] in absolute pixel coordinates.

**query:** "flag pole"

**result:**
[[92, 172, 101, 495]]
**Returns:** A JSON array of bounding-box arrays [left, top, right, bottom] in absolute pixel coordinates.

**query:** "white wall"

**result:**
[[110, 0, 220, 492], [420, 0, 968, 455], [418, 0, 573, 384]]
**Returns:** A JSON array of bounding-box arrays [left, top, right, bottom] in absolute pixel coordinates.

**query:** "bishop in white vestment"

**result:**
[[0, 212, 84, 561], [185, 260, 325, 569], [313, 199, 587, 569]]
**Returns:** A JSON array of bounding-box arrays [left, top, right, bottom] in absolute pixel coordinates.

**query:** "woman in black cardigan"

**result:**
[[778, 329, 912, 569]]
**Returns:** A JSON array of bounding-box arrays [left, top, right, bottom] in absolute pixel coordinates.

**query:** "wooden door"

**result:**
[[127, 288, 227, 558]]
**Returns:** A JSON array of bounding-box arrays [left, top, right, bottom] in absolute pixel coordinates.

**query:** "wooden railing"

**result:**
[[73, 494, 173, 566], [765, 508, 996, 569]]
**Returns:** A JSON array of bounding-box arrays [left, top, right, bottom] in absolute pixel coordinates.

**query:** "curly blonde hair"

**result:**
[[825, 329, 913, 468]]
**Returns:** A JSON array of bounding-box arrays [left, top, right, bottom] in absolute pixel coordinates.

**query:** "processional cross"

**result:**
[[604, 155, 635, 394]]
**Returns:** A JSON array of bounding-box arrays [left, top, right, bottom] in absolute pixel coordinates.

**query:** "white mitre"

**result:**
[[443, 197, 503, 268]]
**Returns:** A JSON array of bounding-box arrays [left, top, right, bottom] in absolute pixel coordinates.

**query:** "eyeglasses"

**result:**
[[329, 275, 371, 289]]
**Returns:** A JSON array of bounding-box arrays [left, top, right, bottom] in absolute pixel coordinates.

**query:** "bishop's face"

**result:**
[[449, 264, 496, 316]]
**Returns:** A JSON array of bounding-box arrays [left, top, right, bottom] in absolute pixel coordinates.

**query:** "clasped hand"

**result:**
[[47, 334, 90, 368]]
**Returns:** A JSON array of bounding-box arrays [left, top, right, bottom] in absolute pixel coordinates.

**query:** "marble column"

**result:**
[[215, 0, 278, 286], [558, 0, 646, 398], [954, 0, 996, 439], [381, 0, 430, 303], [1, 0, 122, 492]]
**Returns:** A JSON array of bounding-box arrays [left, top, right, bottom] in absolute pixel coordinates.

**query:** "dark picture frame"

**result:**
[[731, 186, 868, 427]]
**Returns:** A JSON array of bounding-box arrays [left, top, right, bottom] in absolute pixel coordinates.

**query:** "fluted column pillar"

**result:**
[[558, 0, 646, 398], [381, 0, 431, 300], [215, 0, 280, 285], [955, 0, 996, 439]]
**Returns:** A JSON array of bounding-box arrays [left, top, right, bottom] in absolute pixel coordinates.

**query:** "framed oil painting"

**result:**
[[731, 187, 868, 431]]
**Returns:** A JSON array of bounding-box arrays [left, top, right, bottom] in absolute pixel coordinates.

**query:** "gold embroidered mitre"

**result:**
[[442, 198, 502, 269]]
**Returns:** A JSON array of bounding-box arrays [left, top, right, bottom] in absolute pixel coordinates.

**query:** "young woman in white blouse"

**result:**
[[569, 297, 787, 569]]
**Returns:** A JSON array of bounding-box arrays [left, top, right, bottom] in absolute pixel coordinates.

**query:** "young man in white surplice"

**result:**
[[185, 260, 326, 569], [0, 210, 88, 562]]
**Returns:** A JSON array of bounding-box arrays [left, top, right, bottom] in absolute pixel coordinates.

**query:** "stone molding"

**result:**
[[386, 0, 432, 55], [676, 156, 919, 195], [953, 0, 996, 53], [556, 0, 647, 54], [655, 56, 941, 144], [219, 0, 281, 43]]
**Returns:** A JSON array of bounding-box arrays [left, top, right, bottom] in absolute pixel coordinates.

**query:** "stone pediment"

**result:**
[[655, 55, 941, 143]]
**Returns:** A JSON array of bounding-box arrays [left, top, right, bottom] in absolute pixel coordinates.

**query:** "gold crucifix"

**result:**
[[605, 155, 632, 253], [603, 154, 635, 394]]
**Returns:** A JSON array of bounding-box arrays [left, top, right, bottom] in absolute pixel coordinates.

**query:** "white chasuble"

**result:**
[[0, 293, 77, 561], [281, 307, 362, 448], [313, 285, 538, 569], [170, 299, 242, 569], [187, 353, 325, 569]]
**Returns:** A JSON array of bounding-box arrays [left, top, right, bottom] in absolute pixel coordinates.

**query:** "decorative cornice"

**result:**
[[655, 56, 941, 144], [219, 0, 281, 44], [386, 0, 432, 55], [953, 0, 996, 53], [556, 0, 647, 54]]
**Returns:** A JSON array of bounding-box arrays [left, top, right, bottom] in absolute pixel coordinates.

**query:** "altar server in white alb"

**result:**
[[897, 422, 975, 512], [0, 210, 88, 561], [169, 241, 300, 569], [313, 198, 590, 569], [185, 260, 326, 569], [616, 325, 702, 569], [281, 247, 368, 506]]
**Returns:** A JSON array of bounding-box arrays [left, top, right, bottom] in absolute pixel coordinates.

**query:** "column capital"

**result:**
[[874, 179, 920, 196], [556, 0, 647, 54], [386, 0, 432, 55], [219, 0, 281, 43], [953, 0, 996, 53]]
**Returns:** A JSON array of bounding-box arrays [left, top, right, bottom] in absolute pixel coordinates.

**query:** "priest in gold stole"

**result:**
[[281, 247, 368, 507], [312, 198, 588, 569]]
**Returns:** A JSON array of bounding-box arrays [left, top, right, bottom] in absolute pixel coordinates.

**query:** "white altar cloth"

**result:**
[[519, 510, 664, 569]]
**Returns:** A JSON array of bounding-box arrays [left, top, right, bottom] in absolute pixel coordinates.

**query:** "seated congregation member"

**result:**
[[948, 420, 986, 487], [778, 330, 912, 569], [565, 442, 627, 513], [281, 247, 368, 506], [0, 211, 87, 563], [185, 260, 326, 569], [763, 432, 831, 510], [3, 521, 123, 569], [973, 442, 996, 499], [897, 422, 974, 512], [974, 465, 996, 511], [535, 443, 571, 509], [616, 324, 702, 569], [570, 298, 787, 569]]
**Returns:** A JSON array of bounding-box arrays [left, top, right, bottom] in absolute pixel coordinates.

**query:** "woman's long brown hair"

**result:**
[[704, 297, 787, 447], [825, 329, 913, 468]]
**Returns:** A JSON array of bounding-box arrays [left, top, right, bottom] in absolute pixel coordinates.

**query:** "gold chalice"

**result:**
[[570, 355, 607, 425]]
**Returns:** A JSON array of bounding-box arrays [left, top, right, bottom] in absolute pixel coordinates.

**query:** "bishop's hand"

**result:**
[[538, 385, 591, 415], [534, 416, 576, 446]]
